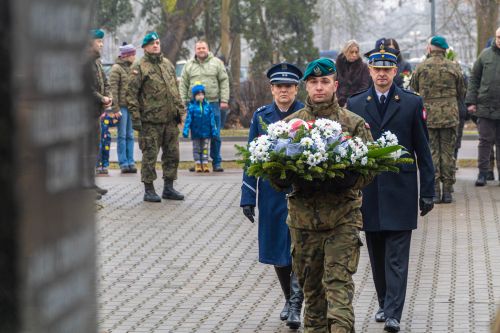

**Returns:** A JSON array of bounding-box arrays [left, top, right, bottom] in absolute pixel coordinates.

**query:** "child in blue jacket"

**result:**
[[183, 84, 218, 172]]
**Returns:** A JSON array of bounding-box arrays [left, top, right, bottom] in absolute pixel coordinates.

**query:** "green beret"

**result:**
[[142, 32, 160, 48], [430, 35, 449, 50], [90, 29, 104, 39], [302, 58, 337, 81]]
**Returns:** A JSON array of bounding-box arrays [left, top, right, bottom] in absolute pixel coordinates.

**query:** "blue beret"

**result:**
[[302, 58, 336, 81], [142, 32, 159, 48], [266, 63, 303, 85], [430, 35, 449, 50], [90, 29, 105, 39], [364, 43, 399, 68], [191, 84, 205, 96]]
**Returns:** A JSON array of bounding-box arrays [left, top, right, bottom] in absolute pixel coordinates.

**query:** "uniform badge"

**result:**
[[422, 108, 427, 121], [394, 95, 400, 101], [313, 66, 322, 76], [281, 64, 288, 70], [366, 96, 372, 102], [365, 122, 371, 129]]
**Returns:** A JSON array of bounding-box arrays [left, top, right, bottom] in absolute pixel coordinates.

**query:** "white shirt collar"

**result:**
[[375, 89, 389, 100]]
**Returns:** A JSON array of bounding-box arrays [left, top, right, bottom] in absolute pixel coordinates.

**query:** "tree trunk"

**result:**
[[475, 0, 499, 56], [230, 33, 241, 98], [221, 0, 231, 61], [159, 0, 205, 63]]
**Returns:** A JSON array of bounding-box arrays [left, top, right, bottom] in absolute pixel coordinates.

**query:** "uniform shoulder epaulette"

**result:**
[[349, 88, 370, 98], [254, 105, 268, 114]]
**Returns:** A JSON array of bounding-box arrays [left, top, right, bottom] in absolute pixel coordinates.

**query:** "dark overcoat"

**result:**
[[347, 85, 434, 231], [240, 100, 303, 265]]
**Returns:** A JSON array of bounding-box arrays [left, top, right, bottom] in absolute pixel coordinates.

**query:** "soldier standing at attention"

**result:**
[[126, 32, 185, 202], [411, 36, 465, 203], [283, 58, 374, 333], [180, 40, 230, 172], [347, 43, 435, 333]]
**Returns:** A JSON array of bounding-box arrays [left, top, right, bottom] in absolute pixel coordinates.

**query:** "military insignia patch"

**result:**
[[422, 108, 427, 120], [394, 95, 400, 101], [366, 96, 372, 102], [281, 63, 288, 70], [313, 66, 321, 76]]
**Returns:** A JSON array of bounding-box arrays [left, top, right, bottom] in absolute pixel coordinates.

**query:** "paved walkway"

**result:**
[[96, 168, 500, 333]]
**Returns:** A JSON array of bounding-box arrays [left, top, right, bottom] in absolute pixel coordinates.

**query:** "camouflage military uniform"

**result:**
[[284, 97, 374, 333], [410, 51, 465, 196], [126, 52, 185, 183]]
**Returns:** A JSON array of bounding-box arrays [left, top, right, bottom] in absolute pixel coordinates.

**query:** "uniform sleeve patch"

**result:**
[[422, 108, 427, 120]]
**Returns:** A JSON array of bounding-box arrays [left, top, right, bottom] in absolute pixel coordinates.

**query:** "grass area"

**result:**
[[107, 128, 249, 139]]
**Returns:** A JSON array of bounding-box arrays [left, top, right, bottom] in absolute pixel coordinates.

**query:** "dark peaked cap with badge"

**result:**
[[266, 62, 303, 85], [364, 39, 399, 68]]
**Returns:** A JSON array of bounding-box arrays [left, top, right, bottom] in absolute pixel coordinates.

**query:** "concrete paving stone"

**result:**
[[97, 168, 500, 332]]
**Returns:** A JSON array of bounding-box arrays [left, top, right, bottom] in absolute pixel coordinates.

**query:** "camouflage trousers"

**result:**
[[139, 122, 179, 183], [429, 127, 456, 190], [289, 224, 362, 333]]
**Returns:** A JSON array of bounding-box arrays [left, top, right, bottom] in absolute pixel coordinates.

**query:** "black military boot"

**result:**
[[162, 179, 184, 200], [287, 272, 303, 329], [144, 183, 161, 202], [487, 170, 495, 181], [475, 172, 488, 187], [274, 266, 292, 321], [442, 184, 453, 203]]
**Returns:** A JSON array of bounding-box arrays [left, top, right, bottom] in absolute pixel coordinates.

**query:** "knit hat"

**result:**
[[191, 84, 205, 97], [119, 43, 136, 57], [90, 29, 105, 39]]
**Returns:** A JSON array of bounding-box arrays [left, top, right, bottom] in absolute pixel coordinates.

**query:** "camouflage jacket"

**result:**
[[89, 52, 112, 117], [284, 97, 374, 231], [126, 52, 185, 125], [410, 51, 465, 128], [109, 57, 132, 112], [179, 52, 230, 104]]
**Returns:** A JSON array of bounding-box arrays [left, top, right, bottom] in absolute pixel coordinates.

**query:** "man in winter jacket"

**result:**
[[180, 40, 230, 172], [466, 27, 500, 186]]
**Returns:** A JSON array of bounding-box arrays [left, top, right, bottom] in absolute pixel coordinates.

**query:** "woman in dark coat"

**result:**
[[336, 40, 372, 107]]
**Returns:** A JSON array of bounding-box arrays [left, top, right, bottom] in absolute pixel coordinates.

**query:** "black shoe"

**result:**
[[120, 166, 130, 174], [189, 165, 196, 172], [475, 172, 488, 186], [274, 266, 292, 320], [95, 185, 108, 195], [375, 308, 386, 322], [384, 318, 400, 332], [213, 165, 224, 172], [442, 192, 452, 204], [162, 179, 184, 200], [487, 170, 495, 181], [129, 165, 137, 173], [144, 183, 161, 202], [286, 272, 303, 329], [95, 192, 102, 200]]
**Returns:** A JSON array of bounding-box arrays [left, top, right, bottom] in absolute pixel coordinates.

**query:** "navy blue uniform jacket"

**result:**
[[240, 100, 304, 265], [347, 85, 434, 231]]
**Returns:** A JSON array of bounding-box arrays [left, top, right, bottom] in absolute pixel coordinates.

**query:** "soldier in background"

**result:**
[[87, 28, 112, 199], [283, 58, 374, 333], [411, 36, 465, 203], [126, 32, 185, 202]]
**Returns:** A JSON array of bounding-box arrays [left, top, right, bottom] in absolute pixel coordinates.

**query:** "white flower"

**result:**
[[267, 121, 290, 140], [361, 157, 368, 166], [314, 118, 342, 135], [300, 137, 314, 148]]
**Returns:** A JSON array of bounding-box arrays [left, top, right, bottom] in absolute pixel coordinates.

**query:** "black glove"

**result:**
[[242, 205, 255, 223], [419, 197, 434, 216]]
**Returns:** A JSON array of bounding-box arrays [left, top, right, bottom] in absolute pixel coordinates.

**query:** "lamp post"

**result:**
[[430, 0, 436, 35]]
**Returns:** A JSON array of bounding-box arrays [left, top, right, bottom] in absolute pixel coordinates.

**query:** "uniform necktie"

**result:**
[[380, 95, 386, 105]]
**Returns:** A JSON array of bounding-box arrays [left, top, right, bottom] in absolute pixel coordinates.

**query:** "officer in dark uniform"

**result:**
[[347, 44, 435, 332], [240, 63, 305, 329]]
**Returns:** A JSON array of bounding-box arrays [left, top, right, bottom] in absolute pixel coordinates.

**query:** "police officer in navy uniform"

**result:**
[[240, 63, 305, 329], [347, 44, 435, 332]]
